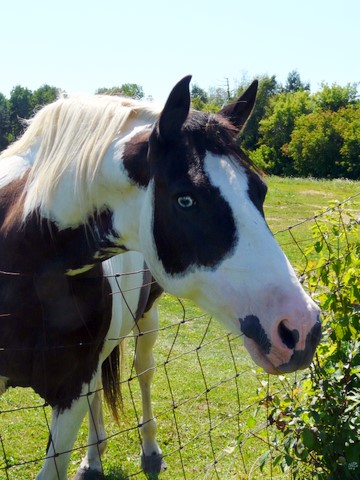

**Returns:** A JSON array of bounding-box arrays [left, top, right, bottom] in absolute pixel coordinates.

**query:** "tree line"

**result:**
[[1, 72, 359, 179], [193, 71, 360, 180]]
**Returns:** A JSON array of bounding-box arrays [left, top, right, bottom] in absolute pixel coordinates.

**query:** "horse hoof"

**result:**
[[141, 453, 167, 474], [73, 466, 105, 480]]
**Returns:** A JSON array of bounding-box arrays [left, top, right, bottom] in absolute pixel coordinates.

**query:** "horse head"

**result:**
[[139, 76, 321, 374]]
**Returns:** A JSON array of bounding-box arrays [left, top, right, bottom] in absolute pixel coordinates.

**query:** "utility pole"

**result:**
[[224, 77, 231, 101]]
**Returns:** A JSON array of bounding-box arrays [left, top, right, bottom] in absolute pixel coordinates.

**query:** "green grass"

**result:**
[[0, 177, 359, 479], [266, 177, 358, 230], [265, 176, 359, 266]]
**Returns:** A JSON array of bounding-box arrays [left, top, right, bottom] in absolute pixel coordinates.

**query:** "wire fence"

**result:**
[[0, 192, 359, 479]]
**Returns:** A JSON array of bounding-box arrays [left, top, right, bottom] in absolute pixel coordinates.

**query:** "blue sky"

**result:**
[[2, 0, 359, 102]]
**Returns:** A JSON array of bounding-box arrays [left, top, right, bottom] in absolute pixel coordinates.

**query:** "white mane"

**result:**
[[0, 95, 161, 218]]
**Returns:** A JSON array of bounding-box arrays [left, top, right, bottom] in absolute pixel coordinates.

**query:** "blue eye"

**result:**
[[177, 195, 195, 208]]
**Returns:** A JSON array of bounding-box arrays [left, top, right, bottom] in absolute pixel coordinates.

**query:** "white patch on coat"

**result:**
[[0, 155, 30, 189], [100, 252, 148, 362]]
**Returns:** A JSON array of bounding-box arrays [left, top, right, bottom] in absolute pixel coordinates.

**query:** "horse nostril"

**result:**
[[278, 320, 299, 350]]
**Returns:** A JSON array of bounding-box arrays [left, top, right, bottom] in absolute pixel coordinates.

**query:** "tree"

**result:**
[[284, 70, 310, 93], [314, 82, 359, 112], [95, 83, 144, 99], [31, 85, 60, 109], [0, 93, 11, 150], [206, 86, 229, 109], [239, 75, 281, 151], [287, 110, 342, 178], [9, 85, 33, 138], [120, 83, 144, 99], [251, 89, 313, 174], [331, 105, 360, 179], [191, 84, 208, 103], [189, 84, 228, 113], [287, 103, 360, 179], [96, 86, 121, 95], [191, 84, 208, 110]]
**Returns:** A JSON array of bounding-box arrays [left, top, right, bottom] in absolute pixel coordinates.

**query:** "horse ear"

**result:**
[[158, 75, 192, 142], [219, 80, 258, 131]]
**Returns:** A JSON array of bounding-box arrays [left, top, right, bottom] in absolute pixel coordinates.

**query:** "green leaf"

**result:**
[[259, 450, 271, 471], [345, 442, 360, 463], [246, 416, 257, 429], [302, 428, 315, 449]]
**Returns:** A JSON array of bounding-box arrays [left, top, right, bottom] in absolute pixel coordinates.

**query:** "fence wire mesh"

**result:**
[[0, 192, 359, 479]]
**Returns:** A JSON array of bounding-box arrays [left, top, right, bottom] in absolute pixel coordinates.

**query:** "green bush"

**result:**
[[261, 201, 360, 479]]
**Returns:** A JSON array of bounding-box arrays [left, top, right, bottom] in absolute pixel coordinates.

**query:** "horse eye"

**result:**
[[177, 195, 195, 208]]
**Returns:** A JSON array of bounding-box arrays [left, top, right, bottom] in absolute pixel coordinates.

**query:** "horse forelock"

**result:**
[[184, 109, 261, 174], [1, 95, 161, 221], [184, 109, 267, 215]]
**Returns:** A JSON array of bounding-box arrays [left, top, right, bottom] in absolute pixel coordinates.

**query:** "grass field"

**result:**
[[265, 176, 359, 266], [0, 177, 359, 480]]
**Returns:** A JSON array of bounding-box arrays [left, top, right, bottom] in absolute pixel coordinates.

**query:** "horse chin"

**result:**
[[243, 338, 280, 375]]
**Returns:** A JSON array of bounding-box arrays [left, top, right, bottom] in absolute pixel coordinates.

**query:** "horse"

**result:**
[[0, 76, 321, 479]]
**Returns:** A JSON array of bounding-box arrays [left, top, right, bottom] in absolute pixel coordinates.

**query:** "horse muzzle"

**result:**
[[240, 313, 322, 375], [276, 320, 322, 373]]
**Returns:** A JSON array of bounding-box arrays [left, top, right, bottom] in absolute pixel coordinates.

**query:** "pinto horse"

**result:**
[[0, 76, 321, 479]]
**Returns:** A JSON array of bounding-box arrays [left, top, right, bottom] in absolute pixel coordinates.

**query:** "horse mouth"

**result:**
[[244, 337, 319, 375], [243, 338, 280, 375]]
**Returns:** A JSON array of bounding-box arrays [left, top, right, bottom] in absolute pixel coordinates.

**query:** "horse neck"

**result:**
[[25, 133, 148, 254], [1, 196, 145, 277], [94, 127, 151, 253], [42, 178, 146, 261]]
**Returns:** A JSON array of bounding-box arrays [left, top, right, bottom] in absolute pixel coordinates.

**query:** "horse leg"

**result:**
[[135, 303, 166, 474], [36, 376, 99, 480], [73, 388, 107, 480]]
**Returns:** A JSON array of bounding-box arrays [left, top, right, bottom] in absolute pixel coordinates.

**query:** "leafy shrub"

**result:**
[[287, 106, 360, 179], [261, 201, 360, 479]]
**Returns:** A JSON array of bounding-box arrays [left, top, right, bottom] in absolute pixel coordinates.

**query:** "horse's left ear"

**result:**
[[219, 80, 258, 130], [158, 75, 192, 142]]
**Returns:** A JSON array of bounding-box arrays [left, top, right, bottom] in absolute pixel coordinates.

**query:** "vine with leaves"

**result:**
[[259, 200, 360, 479]]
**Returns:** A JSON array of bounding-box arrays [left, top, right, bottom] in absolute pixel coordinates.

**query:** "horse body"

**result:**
[[0, 76, 321, 478], [0, 171, 116, 406]]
